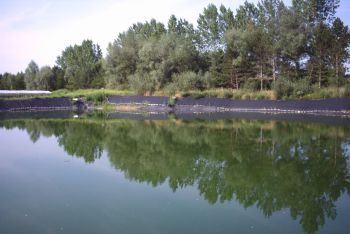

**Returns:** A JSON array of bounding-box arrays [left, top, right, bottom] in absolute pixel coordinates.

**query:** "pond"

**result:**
[[0, 112, 349, 234]]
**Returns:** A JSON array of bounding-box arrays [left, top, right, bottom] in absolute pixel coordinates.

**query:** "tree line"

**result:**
[[1, 0, 350, 98]]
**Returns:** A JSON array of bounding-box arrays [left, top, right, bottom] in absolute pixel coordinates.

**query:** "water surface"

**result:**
[[0, 113, 349, 234]]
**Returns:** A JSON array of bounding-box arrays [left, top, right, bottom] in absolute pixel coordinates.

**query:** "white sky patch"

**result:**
[[1, 0, 349, 74]]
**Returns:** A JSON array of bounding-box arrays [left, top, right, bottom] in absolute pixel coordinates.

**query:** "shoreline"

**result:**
[[0, 96, 349, 116]]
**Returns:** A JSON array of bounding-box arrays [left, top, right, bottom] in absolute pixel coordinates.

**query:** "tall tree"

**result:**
[[167, 15, 178, 34], [257, 0, 285, 81], [224, 28, 250, 89], [105, 31, 139, 88], [57, 40, 103, 89], [234, 1, 259, 29], [131, 19, 166, 40], [24, 60, 39, 90], [310, 22, 333, 88], [292, 0, 340, 25], [197, 4, 221, 52], [279, 7, 307, 80], [52, 66, 65, 89], [36, 66, 55, 90], [245, 25, 272, 90], [330, 18, 350, 84]]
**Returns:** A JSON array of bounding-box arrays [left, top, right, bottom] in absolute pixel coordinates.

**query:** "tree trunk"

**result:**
[[260, 63, 263, 91], [308, 64, 314, 83], [235, 72, 239, 90], [295, 61, 300, 79], [335, 54, 339, 87], [319, 62, 322, 89], [230, 67, 234, 88], [272, 57, 276, 82]]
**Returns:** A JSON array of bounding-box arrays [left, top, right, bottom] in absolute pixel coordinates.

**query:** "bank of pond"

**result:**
[[1, 96, 350, 115]]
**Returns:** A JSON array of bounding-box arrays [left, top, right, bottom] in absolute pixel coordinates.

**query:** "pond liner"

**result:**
[[0, 110, 74, 120], [0, 98, 73, 111], [107, 96, 350, 114], [175, 97, 350, 113]]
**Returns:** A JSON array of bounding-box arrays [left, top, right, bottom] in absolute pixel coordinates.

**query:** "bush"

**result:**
[[273, 77, 293, 99], [202, 89, 219, 98], [223, 90, 233, 99], [344, 84, 350, 98], [172, 71, 204, 91], [243, 80, 260, 91], [203, 72, 215, 89], [128, 71, 159, 95], [293, 79, 311, 97], [164, 83, 177, 96], [255, 93, 266, 100], [86, 92, 106, 104], [168, 96, 177, 107]]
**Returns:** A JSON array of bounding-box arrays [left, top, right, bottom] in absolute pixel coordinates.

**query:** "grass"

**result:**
[[177, 89, 276, 100], [0, 89, 133, 100], [302, 87, 348, 100], [1, 86, 349, 103], [177, 87, 350, 100], [50, 89, 133, 98]]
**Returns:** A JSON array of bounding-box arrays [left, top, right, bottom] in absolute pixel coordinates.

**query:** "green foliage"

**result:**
[[344, 84, 350, 98], [0, 72, 25, 90], [293, 79, 312, 97], [36, 66, 55, 90], [172, 71, 204, 91], [56, 40, 103, 89], [128, 72, 159, 95], [24, 60, 39, 90], [273, 77, 294, 99], [292, 0, 340, 24], [52, 66, 66, 89], [243, 80, 260, 91], [50, 89, 133, 98], [86, 92, 107, 104], [167, 96, 177, 107]]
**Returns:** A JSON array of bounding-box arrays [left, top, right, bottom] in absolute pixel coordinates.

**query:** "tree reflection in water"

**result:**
[[1, 118, 349, 233]]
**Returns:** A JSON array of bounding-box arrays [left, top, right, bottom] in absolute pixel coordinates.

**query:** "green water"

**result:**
[[0, 115, 349, 234]]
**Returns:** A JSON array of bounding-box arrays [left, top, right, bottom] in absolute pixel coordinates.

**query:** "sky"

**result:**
[[1, 0, 349, 74]]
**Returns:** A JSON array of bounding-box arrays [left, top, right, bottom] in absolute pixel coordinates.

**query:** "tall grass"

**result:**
[[51, 89, 133, 98], [1, 86, 349, 102], [177, 89, 275, 100]]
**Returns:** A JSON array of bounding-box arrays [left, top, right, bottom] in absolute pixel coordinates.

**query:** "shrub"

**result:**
[[232, 90, 244, 100], [164, 83, 177, 96], [344, 84, 350, 98], [168, 96, 177, 107], [193, 92, 205, 99], [223, 90, 233, 99], [255, 93, 266, 100], [243, 80, 260, 91], [172, 71, 204, 91], [203, 72, 215, 89], [86, 92, 106, 104], [293, 79, 311, 97], [273, 77, 293, 99], [202, 89, 219, 98], [128, 71, 159, 95]]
